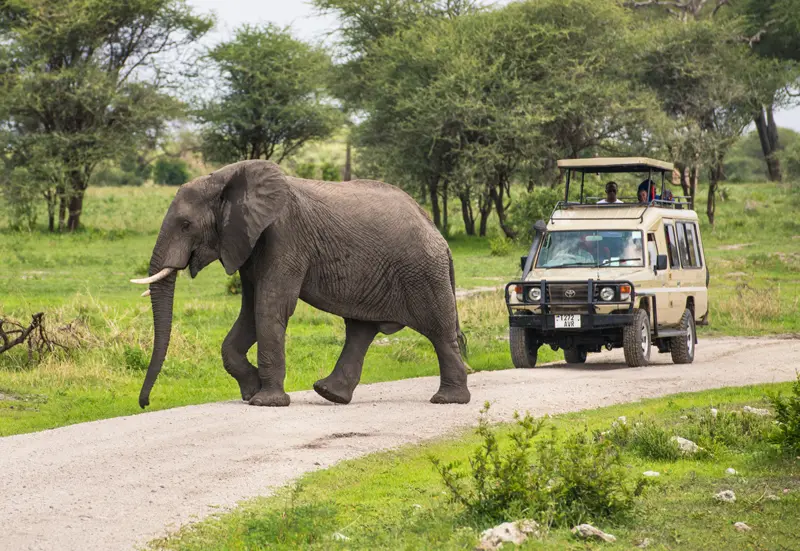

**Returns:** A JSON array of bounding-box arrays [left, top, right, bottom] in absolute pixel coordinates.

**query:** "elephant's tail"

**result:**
[[448, 249, 468, 360]]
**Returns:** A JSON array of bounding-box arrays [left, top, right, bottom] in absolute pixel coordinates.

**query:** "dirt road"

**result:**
[[1, 337, 798, 551]]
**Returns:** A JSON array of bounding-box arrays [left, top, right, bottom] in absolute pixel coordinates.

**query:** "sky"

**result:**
[[186, 0, 800, 133]]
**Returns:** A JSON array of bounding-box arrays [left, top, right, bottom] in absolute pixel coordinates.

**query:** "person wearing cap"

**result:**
[[597, 181, 623, 204], [638, 179, 656, 203]]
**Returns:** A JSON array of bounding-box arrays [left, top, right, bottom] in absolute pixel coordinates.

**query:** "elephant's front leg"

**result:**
[[221, 275, 260, 401], [249, 284, 299, 407], [313, 319, 379, 404]]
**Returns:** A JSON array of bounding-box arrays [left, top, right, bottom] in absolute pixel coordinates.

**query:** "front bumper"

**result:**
[[510, 313, 634, 331]]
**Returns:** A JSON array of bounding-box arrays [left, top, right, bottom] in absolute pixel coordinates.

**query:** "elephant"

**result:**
[[131, 159, 471, 408]]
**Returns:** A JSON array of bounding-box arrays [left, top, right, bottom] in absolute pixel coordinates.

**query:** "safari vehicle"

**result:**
[[505, 157, 709, 368]]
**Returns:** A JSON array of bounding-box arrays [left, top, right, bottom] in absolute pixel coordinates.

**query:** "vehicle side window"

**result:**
[[675, 223, 691, 267], [647, 233, 658, 268], [664, 223, 679, 268], [683, 222, 703, 268]]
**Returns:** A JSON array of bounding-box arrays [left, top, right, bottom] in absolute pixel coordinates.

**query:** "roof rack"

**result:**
[[548, 197, 692, 224]]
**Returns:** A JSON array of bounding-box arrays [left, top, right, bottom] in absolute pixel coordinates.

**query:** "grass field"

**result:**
[[0, 181, 798, 436], [149, 383, 800, 550]]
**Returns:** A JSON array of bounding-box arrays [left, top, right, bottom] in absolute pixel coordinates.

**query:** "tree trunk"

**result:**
[[58, 189, 67, 232], [459, 191, 475, 236], [675, 163, 690, 197], [428, 176, 441, 229], [490, 181, 517, 239], [478, 189, 492, 237], [66, 192, 84, 231], [441, 180, 449, 234], [754, 105, 782, 182], [707, 168, 718, 226], [689, 165, 699, 211], [343, 138, 352, 181]]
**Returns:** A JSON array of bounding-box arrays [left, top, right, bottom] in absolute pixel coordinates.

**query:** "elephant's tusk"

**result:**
[[130, 267, 174, 285], [141, 289, 151, 297]]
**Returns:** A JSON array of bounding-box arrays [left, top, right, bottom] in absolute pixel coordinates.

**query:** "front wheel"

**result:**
[[670, 309, 696, 364], [509, 327, 538, 369], [564, 347, 587, 364], [623, 308, 651, 367]]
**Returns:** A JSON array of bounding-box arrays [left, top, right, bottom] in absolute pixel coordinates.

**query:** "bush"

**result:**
[[488, 233, 512, 256], [432, 404, 639, 527], [507, 187, 562, 243], [294, 162, 317, 179], [320, 161, 340, 181], [123, 345, 148, 371], [153, 157, 191, 186], [226, 272, 242, 295], [768, 373, 800, 455]]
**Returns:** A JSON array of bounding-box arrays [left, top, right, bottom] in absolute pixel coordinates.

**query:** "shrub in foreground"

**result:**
[[769, 373, 800, 455], [432, 404, 640, 527]]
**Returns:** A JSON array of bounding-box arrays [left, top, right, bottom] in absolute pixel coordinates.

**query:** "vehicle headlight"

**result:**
[[528, 287, 542, 302], [600, 287, 615, 301]]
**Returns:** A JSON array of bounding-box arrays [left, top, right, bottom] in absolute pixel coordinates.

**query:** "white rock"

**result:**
[[412, 504, 422, 509], [680, 415, 689, 420], [332, 532, 350, 541], [637, 538, 652, 548], [643, 471, 660, 477], [671, 436, 701, 454], [742, 406, 771, 417], [710, 408, 718, 418], [477, 520, 539, 550], [734, 522, 751, 532], [571, 524, 617, 543], [767, 495, 780, 501], [726, 468, 737, 475], [715, 490, 736, 503]]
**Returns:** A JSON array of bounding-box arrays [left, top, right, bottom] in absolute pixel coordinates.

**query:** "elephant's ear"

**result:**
[[212, 160, 290, 275]]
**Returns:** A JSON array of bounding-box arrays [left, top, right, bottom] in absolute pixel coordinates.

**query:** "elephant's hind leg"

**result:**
[[429, 335, 471, 405], [222, 277, 260, 401], [314, 319, 379, 404]]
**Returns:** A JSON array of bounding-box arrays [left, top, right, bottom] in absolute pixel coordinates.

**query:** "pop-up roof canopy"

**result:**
[[557, 157, 674, 174]]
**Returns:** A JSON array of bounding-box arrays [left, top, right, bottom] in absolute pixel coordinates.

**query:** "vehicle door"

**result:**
[[661, 219, 683, 325], [675, 220, 707, 322]]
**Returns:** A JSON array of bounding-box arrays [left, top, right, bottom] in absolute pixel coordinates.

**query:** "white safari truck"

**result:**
[[506, 157, 709, 368]]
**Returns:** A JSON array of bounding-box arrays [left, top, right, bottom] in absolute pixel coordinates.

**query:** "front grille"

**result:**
[[547, 283, 588, 304]]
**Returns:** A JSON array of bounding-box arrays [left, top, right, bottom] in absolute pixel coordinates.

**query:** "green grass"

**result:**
[[1, 182, 797, 436], [149, 384, 800, 551]]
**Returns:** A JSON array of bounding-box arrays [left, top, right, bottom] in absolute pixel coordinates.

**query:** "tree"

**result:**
[[0, 0, 212, 231], [196, 24, 343, 165]]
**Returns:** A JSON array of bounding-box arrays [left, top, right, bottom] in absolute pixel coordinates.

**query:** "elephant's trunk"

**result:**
[[139, 269, 178, 409]]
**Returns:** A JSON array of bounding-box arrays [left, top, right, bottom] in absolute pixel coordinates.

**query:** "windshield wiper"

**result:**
[[548, 261, 597, 268], [599, 258, 641, 266]]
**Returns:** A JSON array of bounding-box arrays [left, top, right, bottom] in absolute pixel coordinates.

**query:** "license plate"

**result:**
[[554, 315, 581, 329]]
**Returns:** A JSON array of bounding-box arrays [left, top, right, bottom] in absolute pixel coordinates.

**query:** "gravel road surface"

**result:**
[[1, 337, 798, 551]]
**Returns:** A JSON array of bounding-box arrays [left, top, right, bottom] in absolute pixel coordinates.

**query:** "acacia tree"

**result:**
[[196, 24, 343, 165], [0, 0, 212, 231]]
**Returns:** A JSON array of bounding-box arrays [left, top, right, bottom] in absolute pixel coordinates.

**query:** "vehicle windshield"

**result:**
[[536, 230, 644, 269]]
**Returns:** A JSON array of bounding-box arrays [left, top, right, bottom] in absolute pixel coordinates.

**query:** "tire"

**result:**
[[670, 308, 696, 364], [564, 347, 587, 364], [510, 327, 538, 369], [623, 308, 651, 367]]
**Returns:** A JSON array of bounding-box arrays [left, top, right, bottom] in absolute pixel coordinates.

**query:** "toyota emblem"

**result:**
[[564, 289, 576, 298]]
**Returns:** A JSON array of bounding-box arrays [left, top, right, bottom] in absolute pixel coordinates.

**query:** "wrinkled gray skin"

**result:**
[[140, 160, 470, 408]]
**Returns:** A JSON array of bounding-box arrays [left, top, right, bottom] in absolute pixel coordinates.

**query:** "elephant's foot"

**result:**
[[237, 370, 261, 402], [430, 385, 471, 405], [248, 390, 290, 407], [313, 377, 354, 405]]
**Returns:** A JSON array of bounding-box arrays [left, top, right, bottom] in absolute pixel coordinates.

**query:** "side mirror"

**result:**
[[656, 254, 668, 271], [520, 256, 528, 272]]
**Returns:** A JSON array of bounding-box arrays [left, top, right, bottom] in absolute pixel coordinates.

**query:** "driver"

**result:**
[[597, 181, 623, 204]]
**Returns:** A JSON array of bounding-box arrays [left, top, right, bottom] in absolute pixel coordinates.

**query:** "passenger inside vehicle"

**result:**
[[597, 181, 623, 204], [638, 180, 656, 203]]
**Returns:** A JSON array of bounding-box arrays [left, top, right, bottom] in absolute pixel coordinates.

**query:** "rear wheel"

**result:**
[[510, 327, 538, 369], [670, 309, 696, 364], [623, 308, 651, 367], [563, 347, 587, 364]]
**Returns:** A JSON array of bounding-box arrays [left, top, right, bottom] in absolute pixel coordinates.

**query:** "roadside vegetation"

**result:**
[[149, 382, 800, 550]]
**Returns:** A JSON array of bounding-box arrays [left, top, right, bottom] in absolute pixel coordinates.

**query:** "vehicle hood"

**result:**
[[523, 266, 651, 282]]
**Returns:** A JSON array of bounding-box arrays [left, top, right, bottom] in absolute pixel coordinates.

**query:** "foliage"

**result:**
[[768, 373, 800, 455], [487, 234, 511, 257], [197, 24, 343, 165], [153, 157, 191, 186], [433, 404, 638, 527], [0, 0, 212, 230], [225, 273, 242, 296], [507, 187, 562, 243]]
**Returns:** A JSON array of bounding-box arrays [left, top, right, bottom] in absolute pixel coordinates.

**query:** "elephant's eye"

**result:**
[[181, 220, 191, 231]]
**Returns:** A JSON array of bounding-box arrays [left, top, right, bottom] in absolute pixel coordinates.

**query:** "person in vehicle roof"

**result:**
[[638, 179, 656, 203], [597, 181, 623, 204]]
